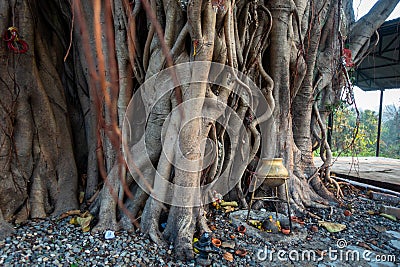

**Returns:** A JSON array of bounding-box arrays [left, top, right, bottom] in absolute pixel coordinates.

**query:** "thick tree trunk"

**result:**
[[0, 0, 78, 230], [0, 210, 14, 239]]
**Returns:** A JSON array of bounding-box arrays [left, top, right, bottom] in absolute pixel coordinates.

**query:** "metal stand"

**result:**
[[246, 177, 292, 232]]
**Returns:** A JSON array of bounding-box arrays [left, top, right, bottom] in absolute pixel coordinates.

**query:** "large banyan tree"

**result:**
[[0, 0, 398, 260]]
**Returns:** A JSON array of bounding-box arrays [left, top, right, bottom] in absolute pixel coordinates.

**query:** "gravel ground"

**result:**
[[1, 188, 399, 267]]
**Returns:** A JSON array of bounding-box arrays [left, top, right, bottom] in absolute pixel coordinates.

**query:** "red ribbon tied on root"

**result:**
[[3, 27, 29, 54]]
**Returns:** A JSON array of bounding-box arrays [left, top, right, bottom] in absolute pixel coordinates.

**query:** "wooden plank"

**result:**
[[313, 157, 400, 190]]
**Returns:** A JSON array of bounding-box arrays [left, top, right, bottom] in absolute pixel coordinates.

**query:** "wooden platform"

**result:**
[[313, 157, 400, 192]]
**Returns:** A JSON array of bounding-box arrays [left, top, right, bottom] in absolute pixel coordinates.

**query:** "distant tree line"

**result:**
[[331, 103, 400, 159]]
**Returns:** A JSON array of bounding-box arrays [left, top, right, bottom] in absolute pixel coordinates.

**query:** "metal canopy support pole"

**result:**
[[376, 89, 384, 157]]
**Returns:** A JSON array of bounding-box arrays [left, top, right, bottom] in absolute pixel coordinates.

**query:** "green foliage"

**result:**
[[329, 103, 399, 159], [331, 104, 375, 156]]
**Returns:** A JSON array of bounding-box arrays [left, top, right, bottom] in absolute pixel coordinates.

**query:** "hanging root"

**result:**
[[312, 101, 344, 199], [196, 207, 211, 233]]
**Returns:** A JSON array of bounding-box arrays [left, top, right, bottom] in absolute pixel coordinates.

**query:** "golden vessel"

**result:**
[[257, 158, 289, 187]]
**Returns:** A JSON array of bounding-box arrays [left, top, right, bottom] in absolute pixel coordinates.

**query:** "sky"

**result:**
[[353, 0, 400, 21], [353, 88, 400, 111], [351, 0, 400, 111]]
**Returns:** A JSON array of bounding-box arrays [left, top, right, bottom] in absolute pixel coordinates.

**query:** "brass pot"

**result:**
[[257, 158, 289, 187]]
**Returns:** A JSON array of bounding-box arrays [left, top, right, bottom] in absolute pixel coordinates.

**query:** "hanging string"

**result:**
[[12, 0, 16, 27], [3, 1, 29, 54]]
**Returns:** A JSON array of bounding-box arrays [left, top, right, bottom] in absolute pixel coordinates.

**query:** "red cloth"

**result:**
[[343, 48, 354, 67]]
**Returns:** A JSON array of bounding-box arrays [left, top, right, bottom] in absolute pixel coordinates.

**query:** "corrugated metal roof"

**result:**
[[355, 17, 400, 91]]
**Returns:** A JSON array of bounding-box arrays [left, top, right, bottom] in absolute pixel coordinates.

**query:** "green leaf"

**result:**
[[318, 221, 346, 233], [380, 213, 397, 221], [76, 214, 93, 231]]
